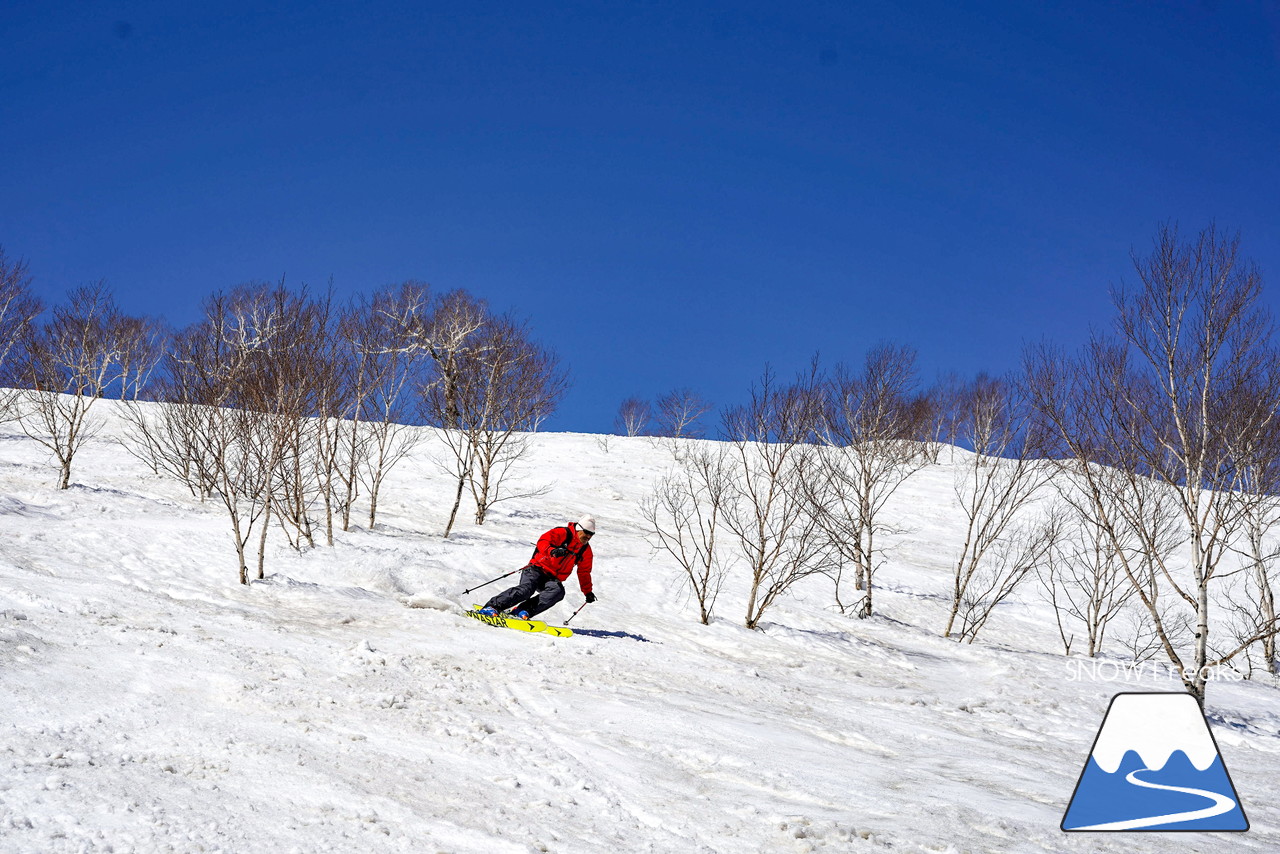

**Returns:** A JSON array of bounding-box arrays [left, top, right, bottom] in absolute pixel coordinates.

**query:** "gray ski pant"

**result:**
[[484, 565, 565, 618]]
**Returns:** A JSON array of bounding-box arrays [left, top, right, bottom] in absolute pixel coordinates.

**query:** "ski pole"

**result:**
[[461, 568, 521, 596], [565, 602, 588, 625]]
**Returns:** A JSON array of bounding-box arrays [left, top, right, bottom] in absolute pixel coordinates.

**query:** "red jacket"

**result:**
[[529, 524, 593, 594]]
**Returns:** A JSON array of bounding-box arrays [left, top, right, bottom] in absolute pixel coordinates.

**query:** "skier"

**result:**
[[478, 516, 598, 620]]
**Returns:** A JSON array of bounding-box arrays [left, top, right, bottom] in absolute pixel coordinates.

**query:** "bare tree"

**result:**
[[654, 388, 712, 439], [344, 284, 430, 530], [111, 315, 168, 401], [721, 364, 829, 629], [808, 344, 933, 618], [310, 318, 362, 543], [1026, 224, 1280, 704], [309, 285, 425, 538], [1037, 495, 1140, 657], [417, 289, 487, 428], [615, 396, 652, 437], [943, 373, 1053, 641], [419, 300, 566, 532], [1219, 377, 1280, 675], [416, 289, 489, 536], [1027, 338, 1195, 662], [248, 286, 333, 553], [926, 372, 967, 452], [459, 314, 567, 525], [1230, 492, 1280, 676], [14, 282, 124, 489], [295, 284, 423, 546], [952, 511, 1061, 644], [135, 284, 310, 582], [427, 415, 477, 538], [209, 397, 282, 585], [641, 444, 735, 623], [0, 248, 42, 420], [1115, 224, 1280, 699], [208, 285, 297, 579], [120, 385, 216, 500]]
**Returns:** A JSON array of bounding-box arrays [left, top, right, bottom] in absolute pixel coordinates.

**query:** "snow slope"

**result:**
[[2, 404, 1279, 853]]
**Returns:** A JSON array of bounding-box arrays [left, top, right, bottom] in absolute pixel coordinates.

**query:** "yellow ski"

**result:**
[[466, 607, 573, 637], [466, 607, 545, 633]]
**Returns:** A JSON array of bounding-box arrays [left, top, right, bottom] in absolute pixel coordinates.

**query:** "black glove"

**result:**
[[585, 592, 597, 603], [550, 547, 569, 558]]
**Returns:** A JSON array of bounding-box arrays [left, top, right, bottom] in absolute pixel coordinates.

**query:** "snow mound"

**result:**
[[403, 592, 456, 612]]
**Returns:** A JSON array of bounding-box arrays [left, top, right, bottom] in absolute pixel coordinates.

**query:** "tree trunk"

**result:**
[[443, 471, 466, 538], [232, 514, 248, 586], [367, 479, 380, 530], [258, 499, 272, 581]]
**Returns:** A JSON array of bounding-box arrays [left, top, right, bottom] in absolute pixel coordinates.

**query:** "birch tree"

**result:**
[[150, 285, 303, 582], [641, 443, 735, 624], [1219, 376, 1280, 675], [457, 314, 567, 525], [1027, 223, 1280, 703], [1037, 494, 1141, 657], [615, 397, 652, 437], [417, 289, 488, 536], [943, 373, 1054, 641], [112, 315, 168, 401], [721, 364, 828, 629], [0, 248, 42, 421], [809, 344, 933, 618], [654, 388, 712, 439], [15, 282, 124, 489], [345, 284, 430, 530]]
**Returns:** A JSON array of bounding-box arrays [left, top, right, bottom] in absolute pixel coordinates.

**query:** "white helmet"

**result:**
[[577, 515, 597, 534]]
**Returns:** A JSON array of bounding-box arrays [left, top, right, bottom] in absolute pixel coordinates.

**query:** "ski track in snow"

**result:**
[[0, 409, 1278, 853]]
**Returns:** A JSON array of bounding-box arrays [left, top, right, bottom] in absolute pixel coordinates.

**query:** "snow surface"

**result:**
[[2, 402, 1280, 853]]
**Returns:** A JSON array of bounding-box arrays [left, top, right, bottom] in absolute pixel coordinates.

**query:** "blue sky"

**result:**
[[3, 0, 1279, 433]]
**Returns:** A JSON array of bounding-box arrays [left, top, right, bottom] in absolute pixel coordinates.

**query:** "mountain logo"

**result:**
[[1061, 692, 1249, 832]]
